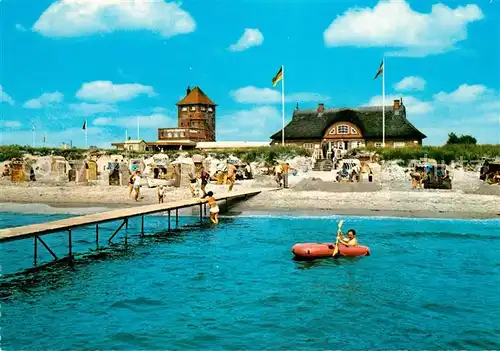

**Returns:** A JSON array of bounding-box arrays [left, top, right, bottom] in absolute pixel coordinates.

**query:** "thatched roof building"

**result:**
[[270, 99, 426, 155]]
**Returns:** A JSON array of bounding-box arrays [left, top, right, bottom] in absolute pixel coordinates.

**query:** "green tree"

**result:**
[[446, 133, 477, 145]]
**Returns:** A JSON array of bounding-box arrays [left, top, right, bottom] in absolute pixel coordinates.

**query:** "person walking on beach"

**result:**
[[200, 167, 210, 196], [132, 171, 142, 201], [128, 169, 136, 198], [188, 172, 199, 197], [157, 185, 166, 203], [274, 162, 283, 187], [227, 162, 237, 192], [200, 191, 219, 224]]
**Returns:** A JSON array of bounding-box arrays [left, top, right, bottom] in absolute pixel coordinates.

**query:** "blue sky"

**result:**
[[0, 0, 499, 148]]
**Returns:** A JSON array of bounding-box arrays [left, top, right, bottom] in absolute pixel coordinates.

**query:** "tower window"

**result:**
[[208, 107, 213, 112], [181, 107, 187, 112], [201, 106, 206, 111], [190, 106, 196, 111]]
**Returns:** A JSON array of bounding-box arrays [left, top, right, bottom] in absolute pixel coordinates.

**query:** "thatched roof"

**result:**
[[270, 106, 426, 140]]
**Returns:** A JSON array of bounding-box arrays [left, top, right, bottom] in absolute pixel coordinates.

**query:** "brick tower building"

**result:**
[[176, 86, 216, 141]]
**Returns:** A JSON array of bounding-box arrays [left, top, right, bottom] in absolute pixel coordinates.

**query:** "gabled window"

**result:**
[[329, 127, 336, 135], [337, 125, 349, 134]]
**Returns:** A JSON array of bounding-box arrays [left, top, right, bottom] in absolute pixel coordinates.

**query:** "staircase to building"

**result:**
[[313, 158, 334, 172]]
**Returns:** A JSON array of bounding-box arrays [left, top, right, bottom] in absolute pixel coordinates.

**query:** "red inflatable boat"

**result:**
[[292, 242, 370, 259]]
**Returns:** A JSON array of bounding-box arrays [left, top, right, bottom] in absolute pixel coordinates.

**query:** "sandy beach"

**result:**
[[0, 172, 499, 219]]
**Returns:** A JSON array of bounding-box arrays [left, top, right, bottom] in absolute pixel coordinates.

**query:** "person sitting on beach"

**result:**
[[200, 191, 219, 224], [157, 185, 166, 203], [337, 229, 359, 247]]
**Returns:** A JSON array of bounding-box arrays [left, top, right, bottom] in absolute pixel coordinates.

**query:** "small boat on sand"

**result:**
[[292, 243, 370, 259]]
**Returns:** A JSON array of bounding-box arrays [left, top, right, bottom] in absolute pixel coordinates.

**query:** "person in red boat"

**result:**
[[338, 229, 359, 247]]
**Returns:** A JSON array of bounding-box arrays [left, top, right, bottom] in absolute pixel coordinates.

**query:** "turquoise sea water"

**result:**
[[1, 208, 499, 350]]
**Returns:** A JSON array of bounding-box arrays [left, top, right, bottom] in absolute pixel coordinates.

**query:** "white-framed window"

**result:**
[[201, 106, 206, 111], [351, 127, 358, 134], [329, 127, 335, 135], [337, 125, 349, 134], [190, 106, 196, 111], [303, 143, 314, 149], [167, 133, 172, 138], [413, 140, 419, 145], [375, 142, 383, 147], [181, 107, 187, 112], [393, 142, 406, 148], [208, 107, 213, 112]]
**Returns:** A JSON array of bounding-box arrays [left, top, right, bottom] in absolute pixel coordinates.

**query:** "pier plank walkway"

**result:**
[[0, 189, 262, 243]]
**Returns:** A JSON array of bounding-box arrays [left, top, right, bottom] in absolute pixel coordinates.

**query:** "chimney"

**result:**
[[318, 103, 324, 113], [186, 86, 191, 95], [393, 99, 400, 111]]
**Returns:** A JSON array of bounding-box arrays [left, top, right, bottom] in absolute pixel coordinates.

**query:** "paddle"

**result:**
[[332, 220, 344, 258]]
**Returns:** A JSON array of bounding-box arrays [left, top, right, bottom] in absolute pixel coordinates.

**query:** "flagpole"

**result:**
[[32, 125, 35, 148], [281, 64, 285, 146], [382, 56, 385, 147], [85, 119, 88, 149], [137, 116, 140, 140], [125, 129, 128, 142]]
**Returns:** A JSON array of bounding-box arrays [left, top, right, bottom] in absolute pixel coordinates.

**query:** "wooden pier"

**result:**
[[0, 189, 262, 268]]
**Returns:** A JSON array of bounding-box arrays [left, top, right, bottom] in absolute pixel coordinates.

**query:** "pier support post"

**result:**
[[34, 236, 38, 266], [199, 203, 203, 223], [175, 209, 179, 227], [108, 219, 127, 243], [168, 210, 171, 231], [141, 215, 144, 236], [68, 229, 73, 261], [96, 224, 99, 248]]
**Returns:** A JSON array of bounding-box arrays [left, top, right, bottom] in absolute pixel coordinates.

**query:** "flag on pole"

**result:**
[[43, 134, 46, 143], [82, 120, 87, 130], [32, 125, 35, 132], [272, 66, 283, 87], [373, 60, 384, 80]]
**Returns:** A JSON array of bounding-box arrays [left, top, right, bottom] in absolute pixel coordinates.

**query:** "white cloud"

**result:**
[[0, 85, 15, 105], [230, 86, 330, 104], [217, 106, 280, 141], [69, 102, 117, 116], [76, 81, 156, 103], [323, 0, 483, 57], [394, 76, 426, 91], [23, 92, 64, 109], [433, 84, 489, 103], [228, 28, 264, 52], [480, 101, 500, 111], [15, 24, 27, 32], [367, 94, 433, 115], [3, 120, 22, 128], [33, 0, 196, 38], [93, 113, 175, 129]]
